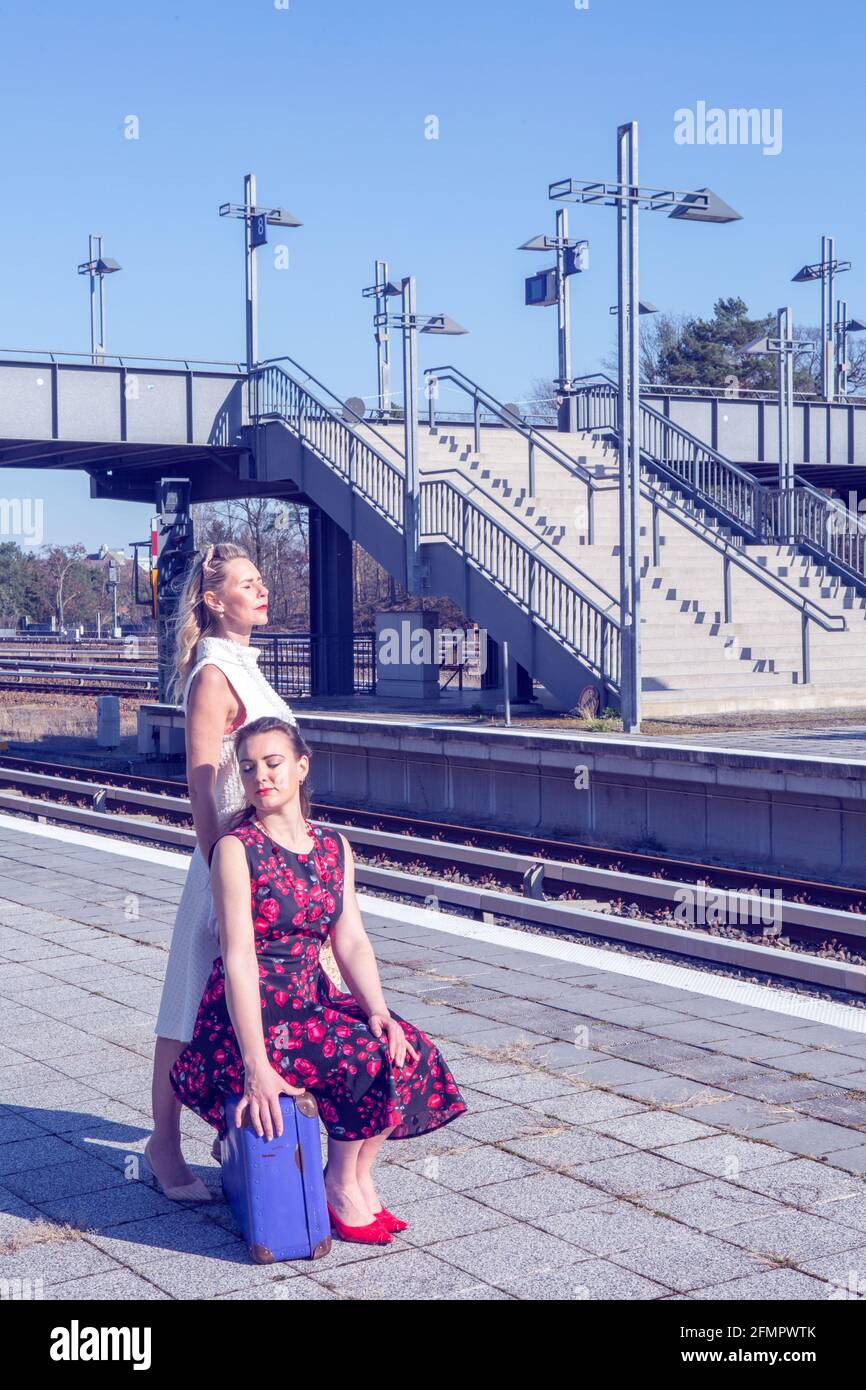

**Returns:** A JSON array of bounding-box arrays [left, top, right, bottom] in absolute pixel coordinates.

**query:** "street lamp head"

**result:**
[[420, 315, 468, 335], [518, 236, 550, 251], [95, 257, 122, 274], [266, 208, 303, 228], [608, 299, 659, 316], [668, 188, 742, 223], [792, 263, 821, 283], [744, 333, 772, 355], [846, 318, 866, 333]]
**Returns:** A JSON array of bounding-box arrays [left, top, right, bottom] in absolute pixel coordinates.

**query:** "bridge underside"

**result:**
[[0, 436, 315, 506]]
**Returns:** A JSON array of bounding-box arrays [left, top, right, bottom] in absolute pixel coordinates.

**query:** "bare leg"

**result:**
[[324, 1136, 383, 1225], [355, 1125, 397, 1212], [148, 1037, 200, 1188]]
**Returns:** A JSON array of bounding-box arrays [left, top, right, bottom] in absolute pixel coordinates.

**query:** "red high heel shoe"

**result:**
[[373, 1206, 409, 1233], [326, 1201, 392, 1245]]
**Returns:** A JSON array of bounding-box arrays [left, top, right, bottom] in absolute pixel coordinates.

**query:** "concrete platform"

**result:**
[[1, 819, 866, 1301], [287, 716, 866, 885]]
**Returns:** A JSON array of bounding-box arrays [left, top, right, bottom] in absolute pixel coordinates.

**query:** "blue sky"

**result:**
[[0, 0, 863, 548]]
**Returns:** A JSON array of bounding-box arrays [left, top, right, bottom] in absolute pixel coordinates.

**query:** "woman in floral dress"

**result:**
[[170, 714, 468, 1242]]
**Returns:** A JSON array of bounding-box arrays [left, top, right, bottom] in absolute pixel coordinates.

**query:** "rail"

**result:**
[[424, 364, 597, 491], [252, 362, 405, 527], [572, 373, 764, 537]]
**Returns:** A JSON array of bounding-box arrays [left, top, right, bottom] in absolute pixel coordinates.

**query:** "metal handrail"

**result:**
[[257, 354, 405, 471], [425, 363, 597, 489], [793, 475, 866, 538], [421, 478, 620, 690], [0, 347, 246, 372], [760, 477, 866, 589], [422, 464, 619, 615], [252, 363, 405, 526], [572, 371, 764, 535], [642, 381, 866, 406], [642, 474, 846, 633], [253, 362, 620, 689]]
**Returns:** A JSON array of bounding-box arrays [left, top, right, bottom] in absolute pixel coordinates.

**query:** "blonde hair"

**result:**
[[168, 541, 250, 705]]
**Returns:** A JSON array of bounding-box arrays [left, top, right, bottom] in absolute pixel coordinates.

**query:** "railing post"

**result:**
[[801, 612, 811, 686], [528, 439, 536, 496], [723, 555, 732, 624], [473, 394, 481, 455], [651, 501, 660, 566], [427, 374, 437, 429]]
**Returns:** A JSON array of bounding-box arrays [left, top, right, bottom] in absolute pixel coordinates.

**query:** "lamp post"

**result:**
[[519, 212, 589, 431], [361, 262, 402, 416], [834, 302, 866, 398], [374, 277, 467, 594], [746, 309, 812, 541], [550, 120, 741, 733], [220, 174, 302, 414], [77, 236, 121, 366], [792, 237, 851, 401]]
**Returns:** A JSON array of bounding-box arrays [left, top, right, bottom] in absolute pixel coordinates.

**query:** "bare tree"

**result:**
[[39, 544, 88, 627]]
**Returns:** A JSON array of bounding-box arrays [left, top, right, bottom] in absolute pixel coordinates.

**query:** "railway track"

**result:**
[[0, 673, 157, 696], [0, 752, 864, 1000]]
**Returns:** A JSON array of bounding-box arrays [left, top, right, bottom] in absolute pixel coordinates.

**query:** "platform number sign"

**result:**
[[251, 213, 268, 248], [525, 268, 557, 307]]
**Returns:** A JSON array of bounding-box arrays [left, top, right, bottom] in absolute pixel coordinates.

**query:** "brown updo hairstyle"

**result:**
[[224, 716, 313, 832]]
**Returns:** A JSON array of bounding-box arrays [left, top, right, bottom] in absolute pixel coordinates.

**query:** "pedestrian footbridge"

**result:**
[[1, 350, 864, 717]]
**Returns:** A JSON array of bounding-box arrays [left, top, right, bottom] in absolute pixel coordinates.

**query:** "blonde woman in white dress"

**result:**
[[143, 542, 340, 1199]]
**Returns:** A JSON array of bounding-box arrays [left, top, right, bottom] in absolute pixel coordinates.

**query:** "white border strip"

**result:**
[[2, 813, 865, 1034]]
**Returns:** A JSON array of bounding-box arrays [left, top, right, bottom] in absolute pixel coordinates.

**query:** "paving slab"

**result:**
[[4, 817, 866, 1303]]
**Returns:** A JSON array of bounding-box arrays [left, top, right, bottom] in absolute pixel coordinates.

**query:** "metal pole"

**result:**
[[89, 234, 99, 366], [616, 123, 635, 732], [244, 173, 258, 415], [820, 235, 832, 401], [627, 122, 642, 732], [837, 298, 849, 397], [375, 259, 392, 414], [401, 276, 421, 594], [778, 306, 795, 540], [827, 236, 835, 401], [502, 639, 512, 726], [555, 209, 575, 432]]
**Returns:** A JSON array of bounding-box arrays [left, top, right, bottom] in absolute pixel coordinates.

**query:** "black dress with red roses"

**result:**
[[169, 815, 468, 1143]]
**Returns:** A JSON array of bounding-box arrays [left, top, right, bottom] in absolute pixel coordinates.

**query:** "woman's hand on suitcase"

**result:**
[[367, 1014, 422, 1069], [236, 1057, 307, 1141]]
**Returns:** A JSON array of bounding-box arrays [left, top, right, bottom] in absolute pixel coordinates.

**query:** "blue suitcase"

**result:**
[[220, 1090, 332, 1263]]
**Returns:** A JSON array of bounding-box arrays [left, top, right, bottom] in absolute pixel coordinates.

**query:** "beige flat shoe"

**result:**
[[143, 1138, 213, 1203]]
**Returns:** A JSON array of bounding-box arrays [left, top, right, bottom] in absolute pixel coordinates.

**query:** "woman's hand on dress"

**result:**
[[236, 1057, 307, 1141], [367, 1014, 422, 1068]]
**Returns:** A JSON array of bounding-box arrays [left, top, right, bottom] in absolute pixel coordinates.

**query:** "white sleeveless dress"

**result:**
[[154, 635, 300, 1041]]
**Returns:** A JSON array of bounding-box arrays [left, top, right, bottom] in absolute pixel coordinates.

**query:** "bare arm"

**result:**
[[185, 664, 237, 864], [211, 835, 269, 1071], [328, 835, 391, 1018], [211, 835, 303, 1138], [329, 835, 421, 1067]]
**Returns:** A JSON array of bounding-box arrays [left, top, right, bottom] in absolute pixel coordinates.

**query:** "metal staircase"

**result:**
[[249, 356, 865, 716], [251, 359, 621, 710]]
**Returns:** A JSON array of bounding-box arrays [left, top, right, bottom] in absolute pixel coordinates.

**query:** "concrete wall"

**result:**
[[294, 715, 866, 885]]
